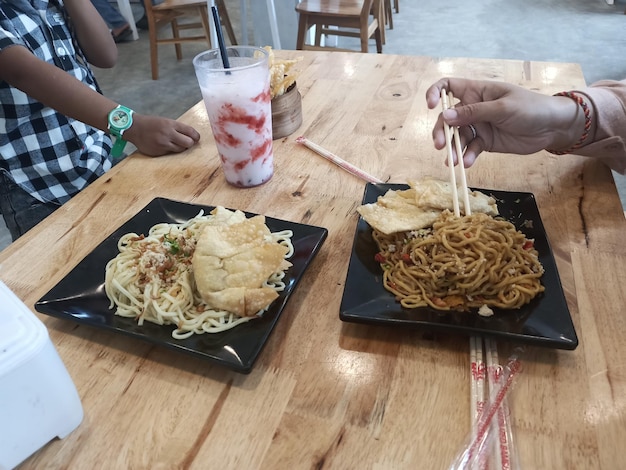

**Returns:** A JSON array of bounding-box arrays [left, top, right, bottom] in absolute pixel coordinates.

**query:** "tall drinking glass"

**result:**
[[192, 46, 274, 187]]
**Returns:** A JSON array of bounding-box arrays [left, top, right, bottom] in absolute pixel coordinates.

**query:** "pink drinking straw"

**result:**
[[296, 136, 383, 184]]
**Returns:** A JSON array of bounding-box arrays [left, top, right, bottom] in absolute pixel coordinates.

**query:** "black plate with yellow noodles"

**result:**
[[35, 198, 328, 373], [339, 183, 578, 350]]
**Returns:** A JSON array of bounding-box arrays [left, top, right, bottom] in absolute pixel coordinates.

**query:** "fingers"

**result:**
[[432, 113, 447, 150], [168, 124, 201, 152], [432, 113, 476, 150], [425, 79, 450, 109], [146, 134, 198, 156], [139, 122, 201, 156], [454, 125, 483, 167], [174, 122, 201, 144], [435, 114, 484, 168], [426, 77, 479, 110], [462, 138, 482, 168]]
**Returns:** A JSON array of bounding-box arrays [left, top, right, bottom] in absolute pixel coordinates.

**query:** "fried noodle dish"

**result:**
[[373, 211, 544, 312], [357, 179, 545, 314], [105, 207, 293, 338]]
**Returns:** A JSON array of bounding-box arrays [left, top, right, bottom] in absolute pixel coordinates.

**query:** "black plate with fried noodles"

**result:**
[[339, 183, 578, 350]]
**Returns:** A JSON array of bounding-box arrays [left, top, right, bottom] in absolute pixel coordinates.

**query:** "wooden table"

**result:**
[[4, 51, 626, 469]]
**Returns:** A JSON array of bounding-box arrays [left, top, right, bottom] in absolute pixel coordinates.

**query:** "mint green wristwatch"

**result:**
[[107, 105, 134, 158]]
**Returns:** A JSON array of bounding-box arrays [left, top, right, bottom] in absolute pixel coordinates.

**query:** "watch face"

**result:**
[[111, 109, 131, 128]]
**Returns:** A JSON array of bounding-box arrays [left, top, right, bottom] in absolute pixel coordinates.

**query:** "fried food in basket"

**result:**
[[263, 46, 303, 99]]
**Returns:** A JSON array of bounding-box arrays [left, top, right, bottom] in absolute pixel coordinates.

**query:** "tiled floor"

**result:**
[[1, 0, 625, 251]]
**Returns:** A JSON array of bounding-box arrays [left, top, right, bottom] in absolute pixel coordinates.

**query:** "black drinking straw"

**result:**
[[211, 6, 231, 72]]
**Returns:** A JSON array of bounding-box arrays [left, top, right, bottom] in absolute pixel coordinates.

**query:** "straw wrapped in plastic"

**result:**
[[450, 348, 524, 470]]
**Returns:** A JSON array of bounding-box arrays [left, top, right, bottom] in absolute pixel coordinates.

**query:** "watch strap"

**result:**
[[111, 136, 127, 158]]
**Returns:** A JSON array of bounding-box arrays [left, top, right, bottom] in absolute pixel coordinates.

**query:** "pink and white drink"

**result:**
[[193, 46, 274, 187]]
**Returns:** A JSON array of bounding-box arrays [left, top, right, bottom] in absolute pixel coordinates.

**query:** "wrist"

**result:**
[[547, 92, 592, 155], [122, 112, 142, 144], [107, 105, 134, 158]]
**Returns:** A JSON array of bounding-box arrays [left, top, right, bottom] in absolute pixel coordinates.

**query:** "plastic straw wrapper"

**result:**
[[449, 348, 524, 470], [485, 339, 520, 470], [295, 136, 383, 184]]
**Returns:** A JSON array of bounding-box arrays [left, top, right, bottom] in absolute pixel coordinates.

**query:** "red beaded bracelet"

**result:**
[[547, 91, 592, 155]]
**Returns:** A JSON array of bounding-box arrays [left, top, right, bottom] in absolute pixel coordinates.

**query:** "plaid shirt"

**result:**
[[0, 0, 112, 205]]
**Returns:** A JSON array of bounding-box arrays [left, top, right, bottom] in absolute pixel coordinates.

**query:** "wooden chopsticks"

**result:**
[[440, 89, 471, 217]]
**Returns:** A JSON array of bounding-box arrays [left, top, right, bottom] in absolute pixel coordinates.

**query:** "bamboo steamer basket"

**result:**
[[271, 82, 303, 140]]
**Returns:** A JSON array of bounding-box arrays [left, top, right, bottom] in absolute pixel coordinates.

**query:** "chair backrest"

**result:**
[[142, 0, 236, 79], [295, 0, 384, 53]]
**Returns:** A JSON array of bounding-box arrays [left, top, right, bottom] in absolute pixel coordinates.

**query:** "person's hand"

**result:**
[[125, 115, 201, 156], [425, 78, 586, 167]]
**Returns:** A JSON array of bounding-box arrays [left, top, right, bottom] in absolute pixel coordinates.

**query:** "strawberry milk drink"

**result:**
[[193, 46, 274, 187]]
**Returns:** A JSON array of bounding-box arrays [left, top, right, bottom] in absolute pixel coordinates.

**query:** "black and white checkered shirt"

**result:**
[[0, 0, 112, 205]]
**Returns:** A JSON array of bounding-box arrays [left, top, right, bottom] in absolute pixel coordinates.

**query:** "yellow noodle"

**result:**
[[373, 211, 544, 311], [105, 211, 294, 337]]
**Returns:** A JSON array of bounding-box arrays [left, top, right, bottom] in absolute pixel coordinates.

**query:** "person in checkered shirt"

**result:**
[[0, 0, 200, 241]]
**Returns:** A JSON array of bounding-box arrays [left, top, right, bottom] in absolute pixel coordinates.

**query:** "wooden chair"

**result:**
[[295, 0, 383, 53], [384, 0, 394, 30], [143, 0, 237, 80]]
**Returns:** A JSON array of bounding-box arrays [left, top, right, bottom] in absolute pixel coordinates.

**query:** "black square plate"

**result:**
[[35, 198, 328, 373], [340, 184, 578, 350]]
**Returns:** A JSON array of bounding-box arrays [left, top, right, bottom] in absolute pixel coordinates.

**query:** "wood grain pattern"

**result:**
[[2, 52, 625, 469]]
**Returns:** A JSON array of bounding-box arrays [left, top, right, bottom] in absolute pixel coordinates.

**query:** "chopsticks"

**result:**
[[442, 89, 515, 470], [441, 90, 471, 217], [486, 338, 516, 470], [296, 136, 384, 184], [469, 336, 486, 431], [455, 348, 522, 469], [468, 339, 517, 470]]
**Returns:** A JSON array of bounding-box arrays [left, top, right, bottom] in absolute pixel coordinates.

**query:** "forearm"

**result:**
[[579, 80, 626, 144], [62, 0, 117, 67], [570, 80, 626, 174], [0, 46, 116, 132]]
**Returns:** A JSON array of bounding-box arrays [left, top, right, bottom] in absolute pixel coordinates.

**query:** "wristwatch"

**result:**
[[107, 105, 134, 157]]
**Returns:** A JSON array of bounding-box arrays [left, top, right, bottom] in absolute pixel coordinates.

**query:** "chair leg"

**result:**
[[374, 26, 383, 53], [315, 22, 323, 47], [216, 0, 237, 44], [199, 5, 213, 48], [385, 0, 393, 29], [171, 19, 183, 60], [359, 19, 369, 52], [148, 22, 159, 79], [296, 14, 308, 49], [372, 0, 387, 44]]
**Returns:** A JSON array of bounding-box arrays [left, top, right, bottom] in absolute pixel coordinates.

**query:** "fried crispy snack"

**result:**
[[264, 46, 303, 99], [356, 178, 499, 235], [192, 215, 291, 317]]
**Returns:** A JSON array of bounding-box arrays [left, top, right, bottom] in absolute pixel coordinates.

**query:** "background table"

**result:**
[[3, 51, 626, 469]]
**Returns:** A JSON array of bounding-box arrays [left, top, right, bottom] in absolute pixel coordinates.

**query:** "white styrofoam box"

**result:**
[[0, 281, 83, 469]]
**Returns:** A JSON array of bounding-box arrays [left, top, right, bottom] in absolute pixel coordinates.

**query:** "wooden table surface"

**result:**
[[4, 51, 626, 469]]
